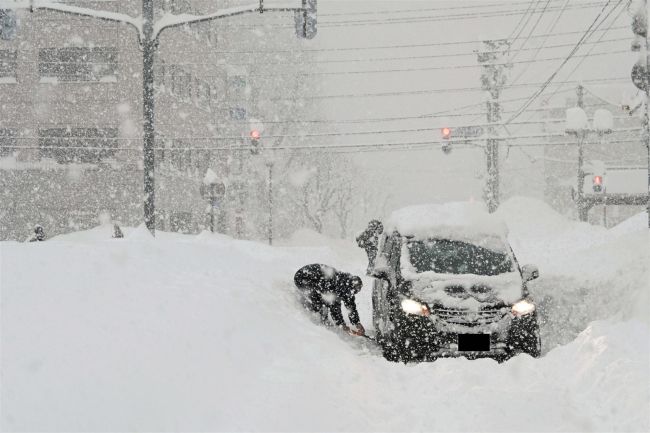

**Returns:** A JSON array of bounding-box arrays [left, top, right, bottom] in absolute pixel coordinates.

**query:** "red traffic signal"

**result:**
[[249, 129, 261, 155], [441, 127, 452, 139], [593, 175, 603, 193]]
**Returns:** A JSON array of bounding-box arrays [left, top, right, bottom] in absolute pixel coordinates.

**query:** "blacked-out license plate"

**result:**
[[458, 334, 490, 351]]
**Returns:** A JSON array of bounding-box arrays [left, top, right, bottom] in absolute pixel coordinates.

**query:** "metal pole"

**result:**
[[576, 85, 588, 222], [268, 162, 273, 245], [143, 0, 156, 235], [210, 188, 215, 233], [235, 147, 245, 238], [646, 2, 650, 228]]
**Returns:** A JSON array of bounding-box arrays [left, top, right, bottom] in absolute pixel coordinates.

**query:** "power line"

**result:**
[[17, 127, 640, 143], [510, 0, 544, 48], [245, 49, 629, 76], [508, 0, 538, 40], [292, 2, 609, 28], [203, 1, 607, 29], [510, 0, 553, 62], [264, 77, 628, 100], [8, 136, 642, 154], [508, 0, 628, 130], [201, 25, 628, 54], [319, 0, 579, 17], [536, 0, 628, 104], [503, 0, 622, 125], [510, 0, 571, 84], [213, 37, 629, 65]]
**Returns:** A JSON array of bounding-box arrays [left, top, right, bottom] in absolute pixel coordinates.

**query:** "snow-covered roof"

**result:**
[[385, 202, 509, 246]]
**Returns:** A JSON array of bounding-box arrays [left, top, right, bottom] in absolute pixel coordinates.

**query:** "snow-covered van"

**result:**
[[371, 202, 541, 362]]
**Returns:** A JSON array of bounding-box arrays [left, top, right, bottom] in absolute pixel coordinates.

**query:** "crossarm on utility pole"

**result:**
[[153, 5, 302, 40]]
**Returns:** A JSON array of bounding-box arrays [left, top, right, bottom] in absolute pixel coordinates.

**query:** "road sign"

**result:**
[[455, 125, 484, 137]]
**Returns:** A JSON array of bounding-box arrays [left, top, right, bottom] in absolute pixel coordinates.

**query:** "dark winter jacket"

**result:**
[[356, 220, 383, 251], [356, 220, 383, 272], [294, 264, 362, 326], [27, 225, 45, 242]]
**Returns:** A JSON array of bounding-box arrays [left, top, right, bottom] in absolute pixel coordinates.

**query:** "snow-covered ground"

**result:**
[[1, 198, 648, 432]]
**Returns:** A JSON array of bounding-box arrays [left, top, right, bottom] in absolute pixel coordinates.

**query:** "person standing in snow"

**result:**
[[293, 264, 365, 336], [27, 224, 45, 242], [112, 224, 124, 238], [356, 219, 383, 274]]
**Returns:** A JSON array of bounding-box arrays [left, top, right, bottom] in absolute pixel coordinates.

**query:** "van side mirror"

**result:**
[[521, 264, 539, 282]]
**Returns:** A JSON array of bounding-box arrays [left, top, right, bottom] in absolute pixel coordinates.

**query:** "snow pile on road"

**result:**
[[497, 197, 649, 351], [2, 201, 649, 432]]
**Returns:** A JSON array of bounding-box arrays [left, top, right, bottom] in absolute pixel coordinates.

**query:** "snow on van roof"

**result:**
[[385, 202, 509, 246]]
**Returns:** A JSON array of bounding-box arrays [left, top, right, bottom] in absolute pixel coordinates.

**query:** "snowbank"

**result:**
[[2, 203, 649, 432]]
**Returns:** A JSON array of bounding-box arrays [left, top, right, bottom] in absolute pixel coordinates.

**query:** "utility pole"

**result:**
[[575, 84, 588, 222], [645, 5, 650, 230], [267, 160, 273, 246], [477, 40, 511, 213], [630, 0, 650, 228], [235, 146, 245, 238], [8, 0, 317, 236]]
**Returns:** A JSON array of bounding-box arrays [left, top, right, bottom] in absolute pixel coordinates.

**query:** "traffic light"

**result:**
[[250, 129, 261, 155], [0, 9, 17, 41], [441, 127, 452, 154], [593, 175, 603, 193], [630, 1, 648, 91], [294, 0, 317, 39]]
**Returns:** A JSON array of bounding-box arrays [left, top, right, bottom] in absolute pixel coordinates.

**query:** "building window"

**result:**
[[0, 9, 17, 41], [38, 127, 118, 163], [0, 128, 16, 157], [169, 211, 193, 233], [170, 65, 191, 100], [38, 47, 118, 82], [196, 78, 210, 109], [0, 49, 16, 83], [230, 107, 247, 120], [228, 75, 247, 100]]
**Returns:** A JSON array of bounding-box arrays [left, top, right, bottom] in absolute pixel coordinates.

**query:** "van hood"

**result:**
[[409, 271, 523, 311]]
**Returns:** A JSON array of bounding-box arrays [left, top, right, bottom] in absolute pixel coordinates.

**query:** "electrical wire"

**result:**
[[319, 0, 577, 17], [503, 0, 622, 125], [202, 25, 628, 54], [263, 77, 627, 101], [244, 49, 629, 76], [509, 0, 628, 131], [508, 0, 538, 40], [510, 0, 548, 60], [510, 0, 570, 84]]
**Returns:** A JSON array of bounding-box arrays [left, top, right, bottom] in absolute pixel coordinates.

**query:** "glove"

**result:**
[[347, 323, 365, 336]]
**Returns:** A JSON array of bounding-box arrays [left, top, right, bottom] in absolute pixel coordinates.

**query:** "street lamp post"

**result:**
[[566, 102, 613, 222], [202, 168, 225, 233], [266, 160, 274, 246]]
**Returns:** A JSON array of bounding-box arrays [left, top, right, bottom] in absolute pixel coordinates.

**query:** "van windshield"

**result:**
[[406, 239, 513, 276]]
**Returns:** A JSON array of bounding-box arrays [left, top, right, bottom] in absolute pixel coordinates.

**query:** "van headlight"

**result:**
[[401, 299, 430, 316], [511, 299, 535, 317]]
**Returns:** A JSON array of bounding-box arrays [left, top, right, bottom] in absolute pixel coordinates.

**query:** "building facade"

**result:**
[[0, 0, 307, 240]]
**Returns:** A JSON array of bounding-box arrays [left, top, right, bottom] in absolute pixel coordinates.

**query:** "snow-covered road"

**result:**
[[1, 198, 648, 432]]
